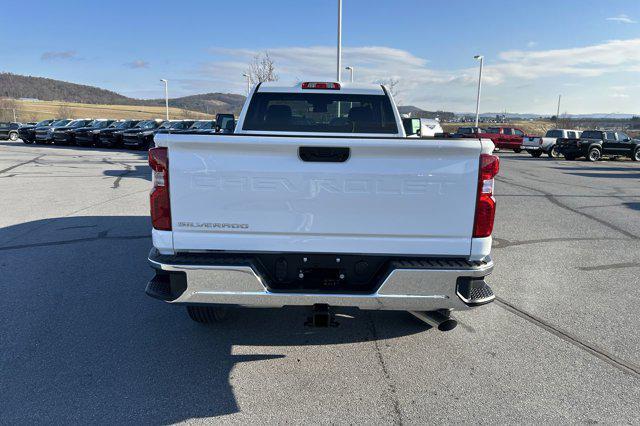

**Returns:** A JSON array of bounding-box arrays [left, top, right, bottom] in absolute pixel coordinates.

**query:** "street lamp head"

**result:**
[[160, 79, 167, 83], [474, 55, 483, 60], [242, 73, 249, 78], [345, 66, 353, 70]]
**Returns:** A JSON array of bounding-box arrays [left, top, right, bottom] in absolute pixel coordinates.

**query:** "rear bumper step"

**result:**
[[146, 248, 494, 311]]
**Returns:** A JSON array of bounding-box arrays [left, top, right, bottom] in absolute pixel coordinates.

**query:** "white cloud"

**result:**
[[527, 41, 537, 47], [41, 50, 78, 61], [197, 38, 640, 114], [124, 60, 149, 69], [606, 14, 637, 24]]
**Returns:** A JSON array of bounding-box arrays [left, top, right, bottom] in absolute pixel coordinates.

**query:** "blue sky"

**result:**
[[1, 0, 639, 114]]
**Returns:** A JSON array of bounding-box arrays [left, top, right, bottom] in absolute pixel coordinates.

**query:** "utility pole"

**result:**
[[473, 55, 484, 128], [13, 108, 16, 122], [242, 73, 251, 95], [556, 94, 562, 121], [160, 79, 169, 120], [345, 66, 354, 82], [336, 0, 342, 82]]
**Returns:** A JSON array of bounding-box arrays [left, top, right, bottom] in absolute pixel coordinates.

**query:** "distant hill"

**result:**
[[0, 73, 245, 114], [398, 105, 455, 120]]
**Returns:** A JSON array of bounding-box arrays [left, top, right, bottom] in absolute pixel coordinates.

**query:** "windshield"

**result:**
[[545, 130, 563, 138], [36, 120, 52, 127], [170, 121, 194, 130], [190, 121, 214, 130], [94, 121, 111, 128], [134, 120, 159, 129], [243, 92, 399, 134], [65, 120, 87, 128], [51, 120, 71, 127], [581, 131, 602, 139]]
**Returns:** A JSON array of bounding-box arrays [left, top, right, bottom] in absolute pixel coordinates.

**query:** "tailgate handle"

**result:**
[[299, 146, 350, 163]]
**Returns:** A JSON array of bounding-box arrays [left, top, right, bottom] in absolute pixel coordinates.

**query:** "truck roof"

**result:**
[[257, 81, 385, 95]]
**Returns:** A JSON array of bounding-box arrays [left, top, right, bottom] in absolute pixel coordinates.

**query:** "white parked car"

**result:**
[[148, 81, 498, 330], [522, 128, 582, 158]]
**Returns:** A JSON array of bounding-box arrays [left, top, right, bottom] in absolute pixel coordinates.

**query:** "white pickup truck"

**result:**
[[147, 81, 498, 330], [522, 128, 582, 158]]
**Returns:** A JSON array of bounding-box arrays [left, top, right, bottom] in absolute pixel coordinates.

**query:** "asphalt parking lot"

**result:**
[[1, 141, 639, 423]]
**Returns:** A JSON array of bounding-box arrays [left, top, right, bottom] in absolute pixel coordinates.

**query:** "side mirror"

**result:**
[[224, 120, 236, 132]]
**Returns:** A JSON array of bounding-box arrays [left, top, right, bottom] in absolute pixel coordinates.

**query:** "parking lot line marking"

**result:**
[[0, 154, 45, 174], [497, 177, 639, 240], [578, 262, 639, 272], [495, 297, 640, 379]]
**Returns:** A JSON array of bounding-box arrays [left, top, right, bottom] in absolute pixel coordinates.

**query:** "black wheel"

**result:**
[[633, 148, 640, 162], [587, 147, 601, 162], [186, 305, 228, 323], [548, 145, 561, 158], [514, 148, 522, 153], [9, 132, 18, 141], [530, 150, 542, 158]]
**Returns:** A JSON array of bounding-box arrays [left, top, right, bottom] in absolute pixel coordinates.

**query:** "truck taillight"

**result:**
[[149, 147, 171, 231], [473, 154, 499, 238]]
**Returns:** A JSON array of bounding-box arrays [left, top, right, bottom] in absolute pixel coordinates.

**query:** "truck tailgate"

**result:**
[[163, 135, 482, 256]]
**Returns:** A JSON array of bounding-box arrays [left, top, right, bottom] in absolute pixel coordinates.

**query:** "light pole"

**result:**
[[345, 66, 354, 82], [473, 55, 484, 128], [160, 79, 169, 120], [242, 73, 251, 95], [556, 94, 562, 122], [336, 0, 342, 82]]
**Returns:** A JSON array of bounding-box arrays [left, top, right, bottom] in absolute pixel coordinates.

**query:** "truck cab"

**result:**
[[480, 127, 528, 152]]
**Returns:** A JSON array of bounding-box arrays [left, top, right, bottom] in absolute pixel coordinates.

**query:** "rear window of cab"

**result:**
[[242, 92, 399, 134]]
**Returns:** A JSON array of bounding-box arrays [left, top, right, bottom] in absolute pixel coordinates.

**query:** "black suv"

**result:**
[[0, 122, 23, 141], [557, 130, 640, 162], [155, 120, 197, 135], [122, 120, 167, 149], [74, 120, 116, 147], [18, 119, 55, 144], [184, 120, 216, 134], [97, 120, 141, 148], [35, 119, 72, 144], [52, 119, 94, 145]]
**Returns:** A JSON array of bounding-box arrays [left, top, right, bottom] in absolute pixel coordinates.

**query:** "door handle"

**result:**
[[299, 146, 350, 163]]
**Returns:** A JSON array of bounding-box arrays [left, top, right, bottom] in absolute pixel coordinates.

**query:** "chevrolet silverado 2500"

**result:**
[[146, 82, 499, 329]]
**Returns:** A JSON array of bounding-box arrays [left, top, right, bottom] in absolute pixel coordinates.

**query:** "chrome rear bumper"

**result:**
[[147, 249, 494, 311]]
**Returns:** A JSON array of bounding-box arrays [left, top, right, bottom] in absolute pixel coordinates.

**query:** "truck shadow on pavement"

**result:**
[[0, 215, 426, 423]]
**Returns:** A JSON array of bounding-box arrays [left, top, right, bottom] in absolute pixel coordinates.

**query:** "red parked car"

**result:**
[[477, 127, 530, 152]]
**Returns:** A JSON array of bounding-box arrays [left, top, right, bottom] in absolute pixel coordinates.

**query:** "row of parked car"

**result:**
[[452, 126, 640, 162], [13, 114, 236, 149]]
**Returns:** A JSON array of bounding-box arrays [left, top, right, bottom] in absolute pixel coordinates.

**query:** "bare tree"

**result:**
[[246, 51, 279, 86], [0, 98, 18, 121], [377, 78, 401, 104], [57, 104, 73, 119]]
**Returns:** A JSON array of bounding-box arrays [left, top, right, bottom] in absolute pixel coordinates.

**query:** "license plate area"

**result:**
[[254, 253, 389, 294]]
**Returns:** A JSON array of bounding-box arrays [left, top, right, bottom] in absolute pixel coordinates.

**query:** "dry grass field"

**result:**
[[12, 99, 214, 121]]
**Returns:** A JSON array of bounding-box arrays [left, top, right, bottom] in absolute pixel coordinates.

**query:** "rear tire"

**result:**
[[529, 150, 542, 158], [548, 145, 560, 158], [633, 148, 640, 162], [186, 306, 228, 324], [587, 147, 601, 162], [514, 148, 522, 153], [9, 132, 18, 141]]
